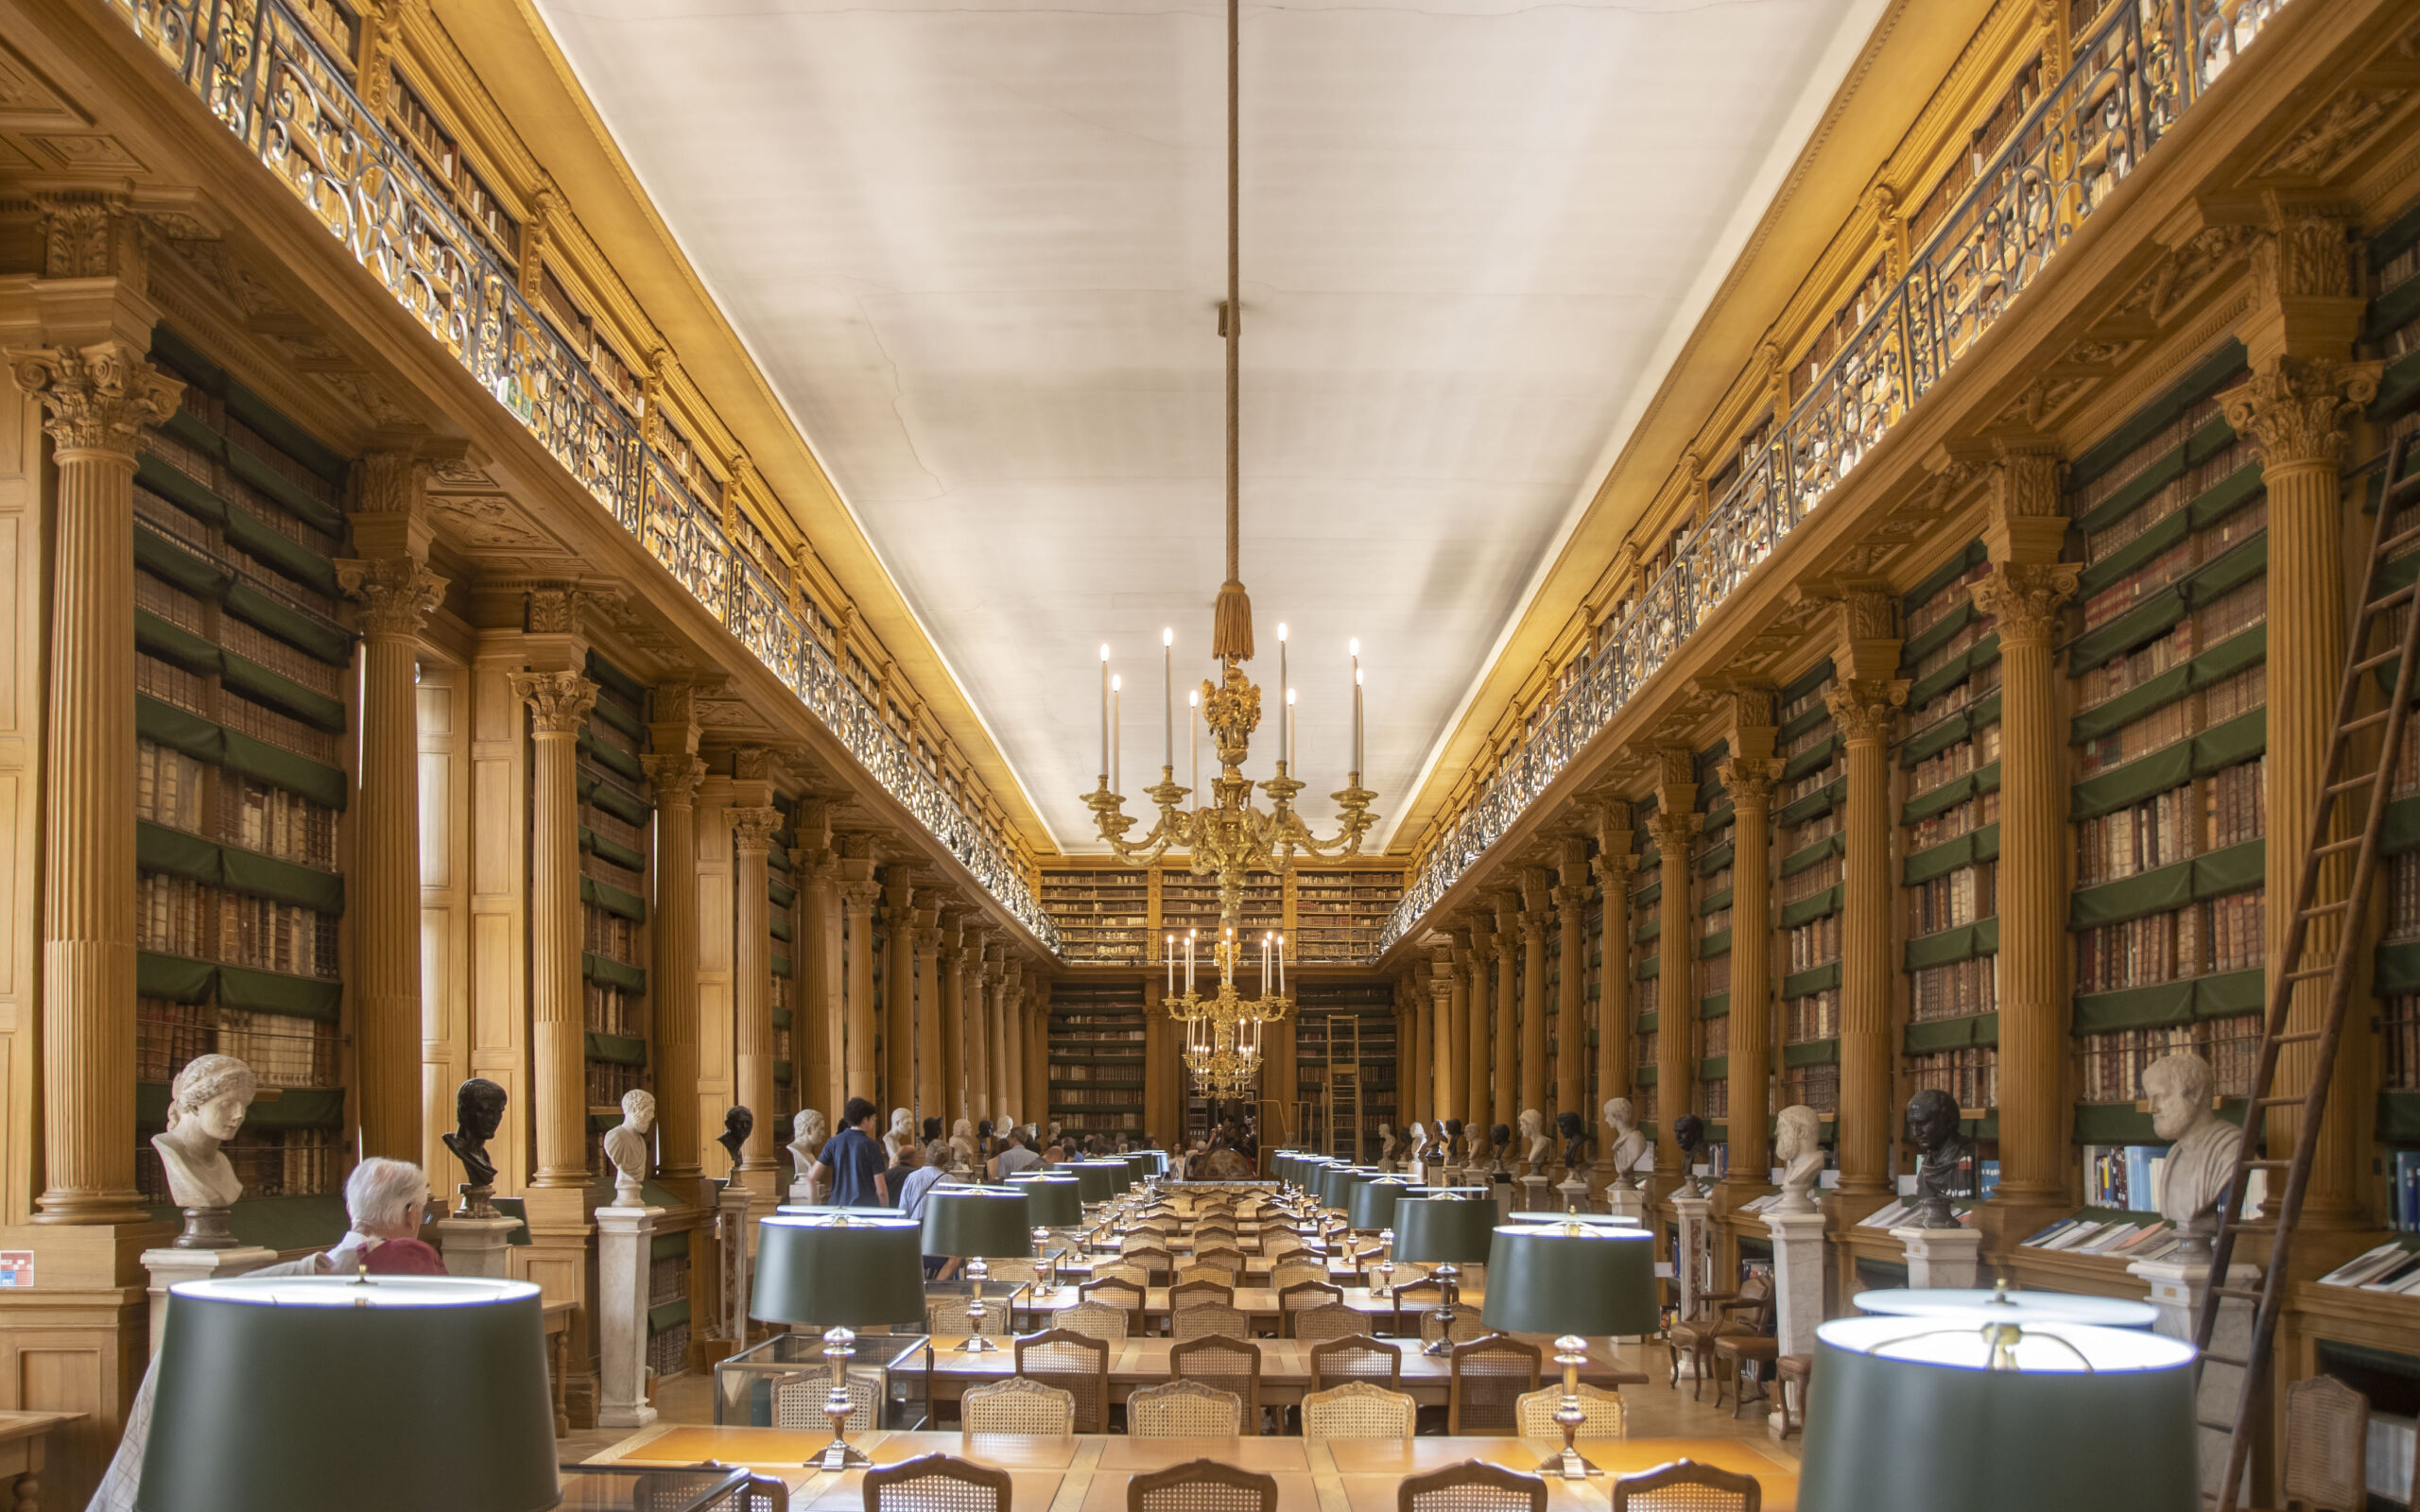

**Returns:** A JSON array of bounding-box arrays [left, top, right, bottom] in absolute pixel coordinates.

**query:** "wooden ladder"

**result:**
[[2196, 431, 2420, 1512]]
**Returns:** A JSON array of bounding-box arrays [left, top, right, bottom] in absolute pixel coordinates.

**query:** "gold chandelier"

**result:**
[[1183, 1016, 1263, 1102], [1082, 0, 1378, 1028]]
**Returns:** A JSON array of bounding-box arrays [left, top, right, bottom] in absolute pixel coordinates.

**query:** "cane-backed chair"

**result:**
[[1420, 1308, 1491, 1348], [1168, 1333, 1263, 1435], [1396, 1460, 1547, 1512], [771, 1369, 878, 1432], [1279, 1280, 1344, 1336], [1127, 1460, 1277, 1512], [1607, 1458, 1760, 1512], [1302, 1382, 1417, 1443], [926, 1293, 1012, 1337], [1193, 1246, 1251, 1276], [1290, 1302, 1365, 1344], [1513, 1383, 1627, 1439], [1388, 1277, 1442, 1338], [1126, 1380, 1245, 1439], [1123, 1246, 1177, 1283], [1447, 1333, 1542, 1435], [1080, 1278, 1149, 1335], [1172, 1301, 1251, 1341], [1666, 1273, 1771, 1400], [1270, 1261, 1327, 1294], [1308, 1333, 1402, 1392], [1259, 1233, 1305, 1263], [959, 1377, 1077, 1435], [2283, 1374, 2371, 1512], [1169, 1278, 1236, 1314], [862, 1453, 1016, 1512], [1059, 1299, 1131, 1344], [1175, 1263, 1239, 1290], [1014, 1329, 1110, 1434]]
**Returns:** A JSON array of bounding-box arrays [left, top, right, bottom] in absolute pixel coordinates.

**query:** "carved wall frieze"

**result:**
[[2260, 90, 2411, 180], [2112, 224, 2257, 323]]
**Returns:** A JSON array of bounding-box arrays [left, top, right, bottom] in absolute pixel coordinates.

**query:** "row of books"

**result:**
[[2391, 853, 2420, 941], [1786, 915, 1842, 973], [1695, 1080, 1731, 1120], [2075, 893, 2265, 992], [1909, 1046, 1996, 1110], [1699, 1016, 1731, 1057], [1910, 957, 1997, 1022], [1909, 616, 1993, 686], [1908, 861, 1995, 937], [583, 908, 640, 960], [137, 1130, 339, 1203], [138, 745, 340, 870], [1781, 855, 1843, 906], [2388, 1000, 2420, 1094], [138, 875, 340, 980], [2394, 1149, 2420, 1234], [1784, 990, 1841, 1041], [2083, 540, 2194, 630], [1910, 659, 2002, 731], [584, 1058, 641, 1107], [1908, 562, 1990, 638], [2017, 1213, 2180, 1260], [1779, 1063, 1840, 1113], [137, 1001, 339, 1088], [2083, 1143, 2163, 1211], [1695, 954, 1732, 999], [1909, 722, 2002, 799], [585, 982, 640, 1039], [2077, 1021, 2258, 1102], [1855, 1199, 1977, 1230], [2071, 391, 2228, 525], [1907, 787, 1998, 853]]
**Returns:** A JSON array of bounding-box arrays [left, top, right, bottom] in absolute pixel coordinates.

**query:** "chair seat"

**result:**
[[1776, 1354, 1811, 1383], [1714, 1336, 1778, 1362]]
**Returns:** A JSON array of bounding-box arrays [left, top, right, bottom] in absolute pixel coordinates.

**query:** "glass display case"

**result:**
[[712, 1331, 934, 1430]]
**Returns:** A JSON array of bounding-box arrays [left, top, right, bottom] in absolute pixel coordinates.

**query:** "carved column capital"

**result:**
[[1645, 807, 1695, 854], [730, 805, 781, 854], [1716, 755, 1781, 811], [7, 340, 180, 455], [2221, 357, 2385, 470], [1971, 562, 2081, 646], [641, 751, 709, 807], [1592, 846, 1637, 892], [1824, 679, 1908, 744], [838, 879, 881, 913], [337, 557, 448, 639], [38, 196, 147, 282], [1549, 885, 1586, 922], [510, 670, 597, 733], [1517, 911, 1548, 944], [355, 449, 438, 517]]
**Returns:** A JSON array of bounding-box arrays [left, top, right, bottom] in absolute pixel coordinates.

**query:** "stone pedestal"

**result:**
[[596, 1205, 663, 1430], [431, 1213, 523, 1279], [1603, 1183, 1646, 1224], [1672, 1194, 1712, 1324], [1891, 1226, 1982, 1289], [2133, 1255, 2260, 1498], [1555, 1175, 1591, 1212], [1518, 1174, 1550, 1212], [717, 1182, 756, 1347], [1765, 1210, 1826, 1435], [788, 1178, 816, 1206], [142, 1245, 278, 1355]]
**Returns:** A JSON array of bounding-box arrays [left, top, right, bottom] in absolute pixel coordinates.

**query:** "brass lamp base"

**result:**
[[1422, 1265, 1461, 1356], [1534, 1339, 1603, 1478], [808, 1326, 871, 1470], [955, 1263, 999, 1351]]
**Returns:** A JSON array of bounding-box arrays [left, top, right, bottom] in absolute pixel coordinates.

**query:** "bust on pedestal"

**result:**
[[1764, 1105, 1828, 1430], [432, 1076, 523, 1277], [1554, 1111, 1591, 1211], [605, 1090, 657, 1208], [1891, 1090, 1981, 1285], [143, 1056, 279, 1349], [789, 1109, 829, 1204], [597, 1089, 665, 1429], [885, 1107, 915, 1164], [950, 1119, 977, 1174], [1599, 1098, 1649, 1218], [1672, 1114, 1707, 1197]]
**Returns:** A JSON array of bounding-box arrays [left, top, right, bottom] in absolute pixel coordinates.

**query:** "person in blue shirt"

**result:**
[[816, 1097, 890, 1207]]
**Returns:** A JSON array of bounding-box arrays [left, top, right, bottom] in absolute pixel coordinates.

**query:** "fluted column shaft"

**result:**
[[798, 852, 842, 1126], [1828, 680, 1905, 1197], [731, 807, 779, 1188], [2228, 358, 2381, 1223], [1720, 760, 1778, 1186], [1554, 888, 1585, 1126], [842, 882, 879, 1104], [1466, 933, 1495, 1138], [990, 963, 1011, 1119], [516, 672, 599, 1187], [915, 922, 942, 1125], [1594, 844, 1635, 1122], [643, 754, 706, 1180], [1492, 903, 1519, 1134], [17, 341, 179, 1222], [1518, 908, 1549, 1121], [940, 936, 967, 1124], [1651, 808, 1696, 1180], [883, 886, 914, 1114]]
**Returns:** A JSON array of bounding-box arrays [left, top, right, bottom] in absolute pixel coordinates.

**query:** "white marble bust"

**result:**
[[2145, 1050, 2241, 1255], [885, 1107, 915, 1163], [950, 1118, 977, 1173], [789, 1108, 828, 1171], [604, 1089, 656, 1207], [1603, 1097, 1650, 1189], [1772, 1105, 1824, 1213], [1519, 1108, 1549, 1172], [151, 1054, 257, 1210], [1376, 1122, 1397, 1171]]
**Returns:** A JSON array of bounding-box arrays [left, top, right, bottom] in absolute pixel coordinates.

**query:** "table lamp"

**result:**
[[1800, 1314, 2198, 1512], [1480, 1223, 1658, 1477], [1390, 1191, 1499, 1355], [136, 1275, 558, 1512], [921, 1186, 1033, 1352], [1853, 1282, 2157, 1328], [1348, 1175, 1415, 1232], [752, 1213, 927, 1469], [1065, 1160, 1118, 1205]]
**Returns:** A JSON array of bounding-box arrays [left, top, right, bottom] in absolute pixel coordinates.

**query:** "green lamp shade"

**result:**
[[1800, 1315, 2199, 1512], [922, 1187, 1035, 1258], [1348, 1176, 1416, 1230], [1326, 1166, 1378, 1211], [1065, 1162, 1118, 1202], [1006, 1173, 1083, 1227], [752, 1214, 927, 1327], [1480, 1225, 1658, 1336], [1390, 1194, 1501, 1263], [137, 1276, 558, 1512], [1100, 1160, 1136, 1194]]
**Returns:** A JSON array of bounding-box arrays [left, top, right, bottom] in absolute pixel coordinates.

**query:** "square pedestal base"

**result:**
[[1890, 1226, 1981, 1289], [142, 1246, 280, 1354]]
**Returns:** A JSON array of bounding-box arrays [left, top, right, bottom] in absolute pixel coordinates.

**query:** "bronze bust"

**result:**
[[1557, 1109, 1586, 1172], [442, 1077, 509, 1214], [717, 1105, 754, 1165], [1906, 1087, 1978, 1227], [1672, 1113, 1706, 1195]]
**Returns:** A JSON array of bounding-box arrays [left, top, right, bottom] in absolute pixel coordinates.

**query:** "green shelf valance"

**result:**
[[2070, 706, 2265, 820], [1782, 961, 1841, 999], [583, 1032, 647, 1067], [1782, 1038, 1840, 1069], [1903, 761, 2000, 824], [2070, 626, 2264, 747], [1633, 880, 1662, 908], [139, 1081, 343, 1129], [579, 775, 654, 828], [577, 730, 648, 785], [1700, 929, 1732, 959], [2377, 938, 2420, 995], [1697, 841, 1734, 877], [1906, 633, 2001, 709], [585, 649, 648, 706], [1905, 1011, 1998, 1055], [2073, 411, 2241, 537], [1699, 886, 1732, 917], [1778, 699, 1834, 746], [1634, 918, 1660, 945], [1905, 542, 1988, 616], [581, 952, 647, 993], [2072, 969, 2262, 1034], [2069, 838, 2263, 928], [1634, 1012, 1657, 1035], [1900, 690, 2004, 769], [225, 440, 346, 537], [1776, 777, 1846, 828], [1905, 823, 1999, 885], [138, 695, 348, 811], [770, 916, 795, 943], [771, 1005, 792, 1030], [1780, 835, 1844, 879], [137, 951, 341, 1022], [1900, 599, 1979, 670], [773, 1059, 792, 1086], [579, 875, 648, 923], [1700, 1056, 1729, 1080], [1782, 734, 1842, 782], [770, 879, 798, 909], [579, 826, 648, 873], [773, 954, 794, 979], [1634, 1066, 1657, 1086], [1779, 885, 1841, 929], [2075, 465, 2265, 599], [1635, 956, 1659, 980], [2380, 1091, 2420, 1146], [137, 820, 344, 915], [2069, 343, 2244, 488], [1702, 801, 1735, 834], [589, 693, 645, 741], [768, 846, 794, 875], [648, 1298, 692, 1337], [2383, 795, 2420, 857], [2066, 534, 2267, 674], [221, 503, 340, 597], [1699, 995, 1729, 1022], [1904, 917, 1997, 971], [134, 610, 347, 733]]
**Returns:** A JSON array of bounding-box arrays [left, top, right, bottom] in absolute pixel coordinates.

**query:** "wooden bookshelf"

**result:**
[[132, 324, 355, 1213], [2367, 199, 2420, 1208], [579, 653, 652, 1170], [1047, 976, 1145, 1135], [1041, 860, 1401, 968], [1774, 661, 1843, 1122], [1293, 983, 1397, 1160], [1691, 744, 1732, 1167], [2063, 341, 2266, 1150], [769, 796, 798, 1128], [1293, 868, 1403, 963], [1629, 802, 1661, 1131], [1040, 868, 1148, 964]]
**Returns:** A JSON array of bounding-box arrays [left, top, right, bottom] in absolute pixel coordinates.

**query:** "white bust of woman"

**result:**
[[1772, 1105, 1825, 1213], [1518, 1108, 1549, 1170], [789, 1108, 828, 1170], [1603, 1097, 1650, 1187], [151, 1054, 258, 1210]]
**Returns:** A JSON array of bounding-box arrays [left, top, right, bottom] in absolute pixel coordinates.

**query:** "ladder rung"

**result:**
[[2344, 709, 2395, 732], [2313, 836, 2366, 858], [2279, 966, 2336, 982], [2201, 1349, 2251, 1366], [2351, 648, 2404, 673], [2325, 773, 2379, 795], [2377, 584, 2420, 609], [2238, 1159, 2293, 1169], [2267, 1030, 2324, 1045], [2298, 898, 2355, 915], [2196, 1418, 2238, 1434], [2251, 1096, 2305, 1108], [2380, 520, 2420, 553]]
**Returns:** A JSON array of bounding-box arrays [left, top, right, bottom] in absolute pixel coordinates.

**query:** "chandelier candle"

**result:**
[[1163, 627, 1173, 769], [1098, 644, 1110, 781], [1350, 638, 1362, 775], [1277, 623, 1288, 762], [1111, 675, 1121, 794]]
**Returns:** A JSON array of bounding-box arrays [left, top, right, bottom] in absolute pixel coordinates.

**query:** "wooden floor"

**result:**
[[561, 1339, 1802, 1466]]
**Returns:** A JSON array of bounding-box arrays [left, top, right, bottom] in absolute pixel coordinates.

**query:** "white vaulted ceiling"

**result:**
[[529, 0, 1885, 851]]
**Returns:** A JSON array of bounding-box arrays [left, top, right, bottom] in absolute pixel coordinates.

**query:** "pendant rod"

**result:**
[[1210, 0, 1253, 661]]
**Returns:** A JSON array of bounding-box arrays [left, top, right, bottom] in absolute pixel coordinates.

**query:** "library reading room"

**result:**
[[2, 0, 2419, 1507]]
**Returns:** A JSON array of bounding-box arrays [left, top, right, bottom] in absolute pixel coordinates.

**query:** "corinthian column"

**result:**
[[2226, 356, 2381, 1227], [1517, 872, 1552, 1125], [1719, 737, 1779, 1195], [840, 874, 880, 1103], [1461, 923, 1493, 1139], [1491, 895, 1520, 1136], [938, 919, 966, 1124], [10, 340, 179, 1222], [511, 670, 599, 1187], [1648, 769, 1697, 1189], [730, 799, 781, 1193], [1554, 837, 1589, 1130], [914, 913, 943, 1125], [1974, 500, 2079, 1211], [640, 748, 706, 1183], [1591, 803, 1636, 1170], [1825, 674, 1906, 1200], [883, 877, 915, 1114]]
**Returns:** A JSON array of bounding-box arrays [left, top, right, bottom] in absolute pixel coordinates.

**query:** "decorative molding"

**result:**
[[730, 805, 781, 853], [641, 752, 709, 807]]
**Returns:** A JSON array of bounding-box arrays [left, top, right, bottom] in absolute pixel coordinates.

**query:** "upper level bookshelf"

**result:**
[[1040, 869, 1148, 965], [1046, 977, 1146, 1135]]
